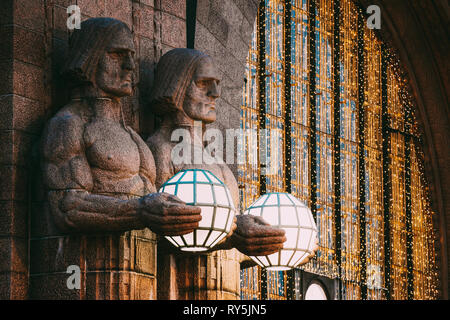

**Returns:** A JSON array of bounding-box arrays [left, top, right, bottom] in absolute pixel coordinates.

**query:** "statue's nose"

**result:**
[[208, 81, 220, 99], [123, 52, 135, 71]]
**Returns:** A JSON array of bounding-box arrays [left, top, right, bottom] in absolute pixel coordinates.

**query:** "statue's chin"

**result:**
[[201, 114, 216, 124], [101, 87, 133, 99]]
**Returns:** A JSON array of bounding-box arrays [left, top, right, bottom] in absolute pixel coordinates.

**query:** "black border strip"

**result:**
[[381, 43, 392, 300], [404, 100, 414, 300], [309, 0, 317, 222], [186, 0, 198, 49], [284, 0, 293, 195], [258, 0, 267, 197], [333, 0, 342, 300], [284, 0, 296, 300], [357, 11, 368, 300], [258, 0, 268, 300]]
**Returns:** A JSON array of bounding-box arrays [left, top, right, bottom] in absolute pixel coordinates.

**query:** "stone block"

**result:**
[[0, 98, 13, 131], [196, 0, 211, 26], [106, 0, 133, 29], [9, 60, 46, 103], [0, 237, 28, 274], [13, 0, 45, 32], [0, 95, 46, 134], [219, 73, 245, 111], [194, 22, 218, 58], [0, 25, 13, 60], [211, 0, 243, 35], [207, 8, 229, 45], [134, 237, 156, 275], [226, 29, 249, 64], [30, 201, 51, 238], [0, 0, 13, 27], [0, 201, 28, 238], [13, 26, 46, 67], [140, 0, 154, 8], [83, 234, 121, 271], [0, 130, 36, 168], [30, 273, 81, 300], [0, 165, 28, 202], [0, 62, 13, 97], [53, 0, 73, 6], [233, 0, 258, 25], [30, 236, 82, 274], [161, 0, 185, 19], [239, 13, 255, 45], [77, 0, 106, 18], [135, 4, 154, 39], [122, 271, 156, 300], [83, 271, 156, 300], [53, 5, 69, 40], [0, 271, 28, 299], [161, 43, 176, 55], [161, 12, 186, 48]]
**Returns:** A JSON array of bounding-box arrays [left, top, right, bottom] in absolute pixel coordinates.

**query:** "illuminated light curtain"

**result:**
[[240, 266, 261, 300], [411, 145, 439, 299], [300, 0, 338, 279], [338, 0, 360, 300], [387, 64, 408, 300], [239, 0, 439, 300], [239, 19, 259, 211], [264, 0, 289, 300], [239, 0, 290, 301], [265, 0, 285, 194], [291, 0, 310, 204], [363, 27, 385, 300]]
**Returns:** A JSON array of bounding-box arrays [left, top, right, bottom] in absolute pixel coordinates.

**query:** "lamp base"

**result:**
[[179, 247, 209, 252], [265, 266, 292, 271]]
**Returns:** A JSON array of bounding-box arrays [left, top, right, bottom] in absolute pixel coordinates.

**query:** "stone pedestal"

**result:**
[[157, 240, 241, 300], [30, 203, 157, 300]]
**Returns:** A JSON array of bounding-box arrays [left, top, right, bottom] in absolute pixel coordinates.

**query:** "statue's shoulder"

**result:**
[[42, 101, 92, 157], [46, 100, 92, 134], [146, 129, 172, 154]]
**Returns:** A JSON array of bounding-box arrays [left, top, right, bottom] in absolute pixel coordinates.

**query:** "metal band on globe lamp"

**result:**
[[243, 193, 319, 270], [158, 169, 236, 252]]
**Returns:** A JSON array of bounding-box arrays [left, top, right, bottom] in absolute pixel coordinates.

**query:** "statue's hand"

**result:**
[[139, 192, 202, 236], [230, 215, 286, 256]]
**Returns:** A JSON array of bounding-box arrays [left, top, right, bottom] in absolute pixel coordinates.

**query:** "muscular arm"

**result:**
[[42, 112, 145, 233], [210, 165, 286, 257], [42, 111, 201, 235]]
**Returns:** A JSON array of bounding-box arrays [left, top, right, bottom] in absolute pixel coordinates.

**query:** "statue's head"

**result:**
[[63, 17, 136, 99], [150, 48, 221, 124]]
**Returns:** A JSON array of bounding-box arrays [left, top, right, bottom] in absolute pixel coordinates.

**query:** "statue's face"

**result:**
[[95, 27, 136, 98], [183, 57, 221, 123]]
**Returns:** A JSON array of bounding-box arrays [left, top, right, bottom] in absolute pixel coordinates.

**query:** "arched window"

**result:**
[[239, 0, 439, 300], [305, 281, 328, 300]]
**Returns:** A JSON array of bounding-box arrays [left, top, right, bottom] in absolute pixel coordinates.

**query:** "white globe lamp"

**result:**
[[243, 192, 318, 270], [158, 169, 236, 252]]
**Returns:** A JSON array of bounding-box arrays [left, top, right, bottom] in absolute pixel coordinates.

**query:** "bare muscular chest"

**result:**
[[84, 119, 140, 174]]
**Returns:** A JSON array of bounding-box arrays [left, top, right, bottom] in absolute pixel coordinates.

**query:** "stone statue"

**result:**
[[147, 48, 287, 257], [41, 18, 202, 237], [147, 48, 287, 299]]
